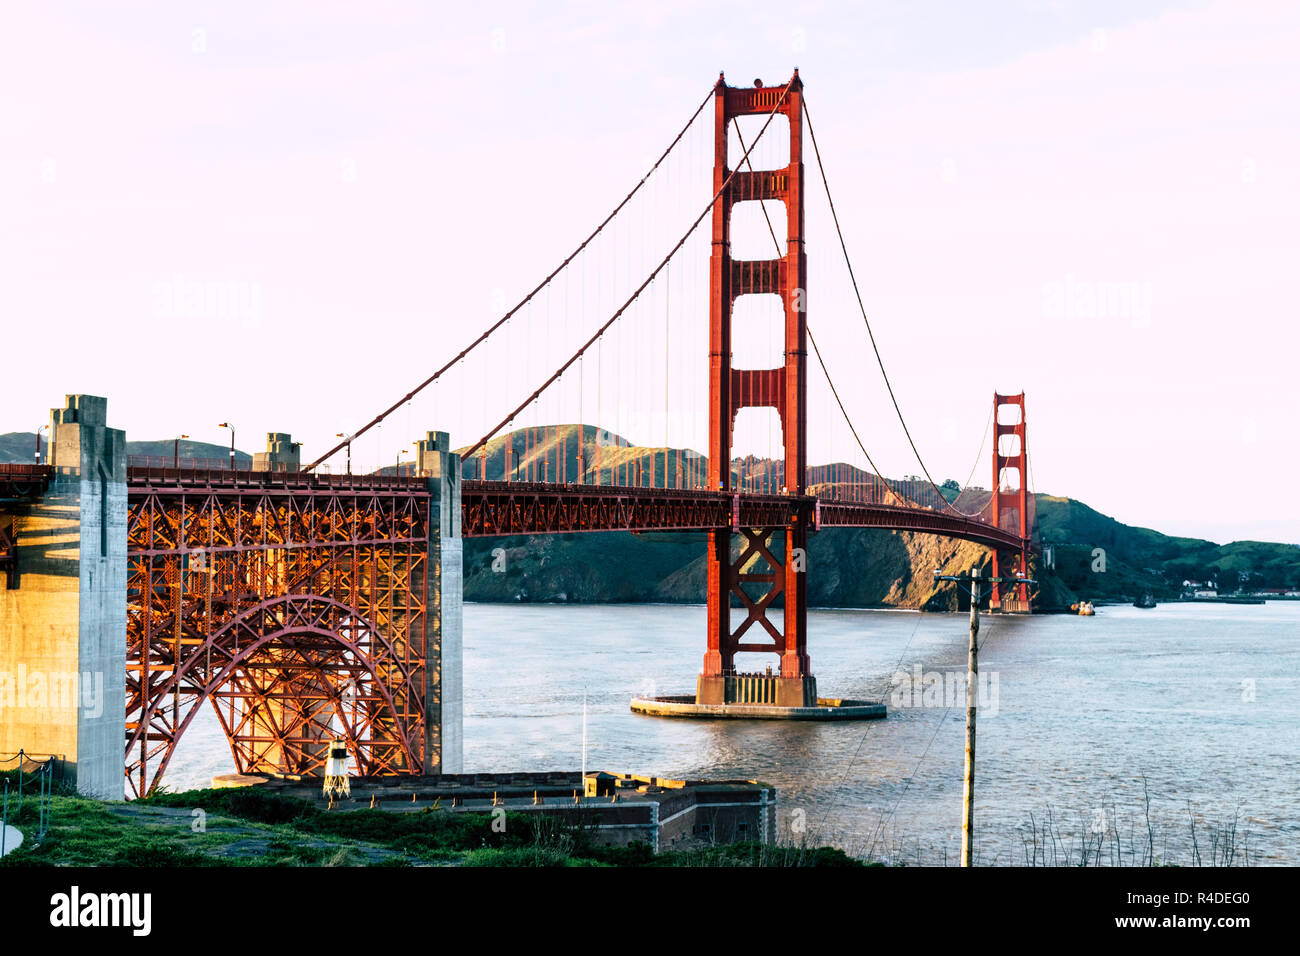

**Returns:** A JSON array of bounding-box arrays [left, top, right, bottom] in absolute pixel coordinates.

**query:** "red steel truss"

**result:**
[[124, 467, 429, 798], [458, 480, 1026, 547], [461, 481, 795, 536], [814, 500, 1027, 549]]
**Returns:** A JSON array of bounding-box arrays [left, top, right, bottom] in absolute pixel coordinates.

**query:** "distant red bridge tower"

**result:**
[[990, 392, 1032, 612]]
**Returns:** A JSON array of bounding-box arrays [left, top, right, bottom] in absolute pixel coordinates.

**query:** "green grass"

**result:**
[[2, 785, 863, 867]]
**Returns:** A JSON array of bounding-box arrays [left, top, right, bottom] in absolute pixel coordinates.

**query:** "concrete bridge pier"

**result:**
[[419, 431, 462, 774], [0, 395, 127, 799], [252, 432, 301, 472]]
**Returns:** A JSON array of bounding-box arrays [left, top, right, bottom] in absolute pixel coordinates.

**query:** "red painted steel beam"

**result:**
[[814, 500, 1030, 551], [124, 474, 431, 797], [459, 479, 1031, 551], [0, 463, 53, 500], [123, 478, 1029, 548]]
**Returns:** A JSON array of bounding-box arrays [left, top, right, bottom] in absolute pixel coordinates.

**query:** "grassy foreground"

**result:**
[[0, 778, 863, 868]]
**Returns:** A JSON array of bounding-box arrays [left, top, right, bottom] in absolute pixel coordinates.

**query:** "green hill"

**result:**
[[1036, 495, 1300, 601], [0, 432, 46, 464]]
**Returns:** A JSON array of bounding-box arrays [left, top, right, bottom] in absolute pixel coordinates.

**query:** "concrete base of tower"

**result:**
[[990, 598, 1033, 614], [696, 673, 817, 707], [631, 675, 886, 720]]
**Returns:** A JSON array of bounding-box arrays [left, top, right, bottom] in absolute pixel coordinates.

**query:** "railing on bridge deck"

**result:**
[[459, 479, 790, 537], [0, 463, 53, 502], [456, 477, 1030, 550], [0, 464, 54, 477], [0, 463, 54, 481], [126, 459, 425, 492], [128, 455, 250, 471]]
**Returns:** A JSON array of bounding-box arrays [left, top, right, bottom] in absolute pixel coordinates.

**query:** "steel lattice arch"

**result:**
[[124, 468, 429, 798]]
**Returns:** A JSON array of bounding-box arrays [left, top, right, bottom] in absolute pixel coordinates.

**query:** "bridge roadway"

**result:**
[[120, 465, 1028, 552], [461, 479, 1028, 550]]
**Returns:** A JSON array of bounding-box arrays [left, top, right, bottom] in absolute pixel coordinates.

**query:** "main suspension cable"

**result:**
[[304, 85, 715, 472]]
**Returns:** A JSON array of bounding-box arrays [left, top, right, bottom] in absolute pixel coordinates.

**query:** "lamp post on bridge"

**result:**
[[174, 434, 189, 469], [336, 434, 351, 475], [34, 425, 47, 464], [933, 567, 1034, 867], [217, 423, 235, 471]]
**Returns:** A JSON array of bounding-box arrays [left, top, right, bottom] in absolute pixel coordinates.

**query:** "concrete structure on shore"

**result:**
[[0, 396, 127, 799], [228, 770, 777, 851]]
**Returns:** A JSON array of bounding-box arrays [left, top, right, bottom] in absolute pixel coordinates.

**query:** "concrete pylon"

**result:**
[[0, 395, 127, 799], [417, 431, 462, 774], [252, 433, 301, 472]]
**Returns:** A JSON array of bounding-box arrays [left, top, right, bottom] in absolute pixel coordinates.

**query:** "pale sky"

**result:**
[[3, 1, 1297, 544]]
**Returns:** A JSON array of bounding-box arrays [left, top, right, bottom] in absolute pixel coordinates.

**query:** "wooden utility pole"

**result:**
[[963, 573, 979, 867], [933, 567, 1034, 867]]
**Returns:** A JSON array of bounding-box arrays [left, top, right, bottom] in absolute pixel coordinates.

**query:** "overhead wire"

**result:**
[[863, 613, 1001, 862]]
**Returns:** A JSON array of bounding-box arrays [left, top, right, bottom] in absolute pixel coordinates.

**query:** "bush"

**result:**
[[145, 787, 314, 824], [112, 841, 215, 867]]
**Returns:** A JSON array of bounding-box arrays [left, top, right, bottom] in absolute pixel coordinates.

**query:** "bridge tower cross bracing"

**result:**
[[700, 71, 815, 707]]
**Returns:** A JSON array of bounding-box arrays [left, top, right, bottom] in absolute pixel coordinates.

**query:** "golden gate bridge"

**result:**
[[0, 71, 1036, 798]]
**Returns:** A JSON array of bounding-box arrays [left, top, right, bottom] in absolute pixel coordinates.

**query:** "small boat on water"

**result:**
[[1134, 593, 1157, 609], [1071, 601, 1095, 616]]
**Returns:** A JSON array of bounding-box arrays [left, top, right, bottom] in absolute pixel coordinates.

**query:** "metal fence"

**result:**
[[1, 750, 57, 857]]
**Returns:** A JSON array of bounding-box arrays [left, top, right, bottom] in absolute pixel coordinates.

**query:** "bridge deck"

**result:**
[[459, 479, 1028, 550], [118, 470, 1027, 550]]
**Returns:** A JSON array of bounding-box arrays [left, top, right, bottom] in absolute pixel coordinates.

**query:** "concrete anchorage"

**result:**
[[0, 395, 127, 799], [1, 393, 469, 793]]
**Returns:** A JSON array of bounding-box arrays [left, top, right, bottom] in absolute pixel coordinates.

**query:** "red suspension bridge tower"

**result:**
[[990, 391, 1032, 612], [698, 71, 816, 707]]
